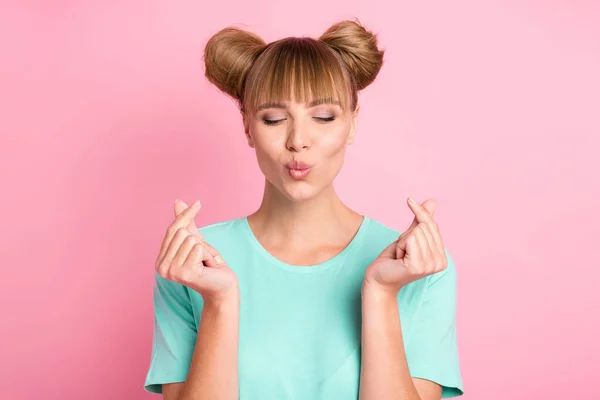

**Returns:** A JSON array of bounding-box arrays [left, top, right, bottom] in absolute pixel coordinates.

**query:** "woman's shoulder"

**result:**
[[363, 215, 404, 245], [197, 215, 246, 243]]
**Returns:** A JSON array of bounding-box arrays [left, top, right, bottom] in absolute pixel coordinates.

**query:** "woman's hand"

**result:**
[[155, 199, 239, 304], [363, 197, 448, 295]]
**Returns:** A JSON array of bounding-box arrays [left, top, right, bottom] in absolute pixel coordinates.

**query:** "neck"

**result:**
[[247, 179, 362, 249]]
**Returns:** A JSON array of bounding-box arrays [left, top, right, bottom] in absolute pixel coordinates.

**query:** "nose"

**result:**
[[286, 120, 310, 152]]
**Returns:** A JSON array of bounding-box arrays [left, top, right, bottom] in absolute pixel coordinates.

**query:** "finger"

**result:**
[[184, 243, 209, 277], [169, 228, 223, 270], [181, 236, 223, 268], [184, 241, 220, 271], [172, 243, 209, 284], [200, 240, 225, 266], [173, 199, 201, 231], [395, 230, 410, 260], [157, 201, 201, 264], [407, 197, 436, 225], [174, 199, 204, 240], [158, 226, 193, 274], [417, 223, 439, 260], [422, 198, 437, 218], [403, 233, 423, 270], [173, 199, 220, 261], [172, 233, 202, 270], [424, 221, 445, 256], [172, 201, 223, 266], [404, 197, 436, 233], [397, 228, 421, 263], [178, 243, 206, 282], [414, 226, 434, 272]]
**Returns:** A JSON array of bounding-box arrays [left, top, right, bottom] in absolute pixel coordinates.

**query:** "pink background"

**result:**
[[1, 1, 598, 399]]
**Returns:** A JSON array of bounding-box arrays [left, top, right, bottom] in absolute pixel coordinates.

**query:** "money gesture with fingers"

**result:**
[[363, 197, 448, 295], [155, 199, 238, 302]]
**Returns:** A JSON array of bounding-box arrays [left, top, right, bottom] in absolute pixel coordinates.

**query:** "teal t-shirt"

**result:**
[[144, 215, 464, 398]]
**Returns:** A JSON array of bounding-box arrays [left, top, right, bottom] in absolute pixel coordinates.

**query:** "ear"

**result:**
[[242, 112, 255, 148], [347, 103, 360, 145], [246, 132, 255, 148]]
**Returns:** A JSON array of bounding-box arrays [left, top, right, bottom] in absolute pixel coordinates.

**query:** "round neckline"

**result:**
[[240, 214, 372, 273]]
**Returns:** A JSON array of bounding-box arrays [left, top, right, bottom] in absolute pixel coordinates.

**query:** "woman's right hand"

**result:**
[[155, 199, 239, 303]]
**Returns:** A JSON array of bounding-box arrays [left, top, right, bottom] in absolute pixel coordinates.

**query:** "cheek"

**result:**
[[249, 125, 279, 152], [254, 136, 283, 160], [317, 126, 352, 154], [250, 135, 283, 174], [314, 129, 350, 180]]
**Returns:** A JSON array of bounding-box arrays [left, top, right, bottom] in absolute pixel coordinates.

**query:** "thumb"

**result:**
[[397, 198, 437, 260], [172, 200, 218, 260], [174, 199, 201, 237], [395, 233, 407, 261], [405, 197, 437, 232], [421, 197, 437, 217]]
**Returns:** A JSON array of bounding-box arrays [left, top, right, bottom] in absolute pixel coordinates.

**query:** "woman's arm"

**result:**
[[359, 284, 442, 400], [164, 289, 240, 400], [360, 198, 457, 400]]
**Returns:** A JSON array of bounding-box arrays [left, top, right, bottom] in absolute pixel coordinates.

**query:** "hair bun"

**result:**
[[203, 27, 266, 100], [319, 19, 385, 91]]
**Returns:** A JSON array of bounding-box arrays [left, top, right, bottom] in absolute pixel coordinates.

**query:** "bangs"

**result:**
[[242, 38, 354, 115]]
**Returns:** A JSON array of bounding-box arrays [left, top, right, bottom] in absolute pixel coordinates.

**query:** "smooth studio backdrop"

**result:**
[[1, 1, 598, 399]]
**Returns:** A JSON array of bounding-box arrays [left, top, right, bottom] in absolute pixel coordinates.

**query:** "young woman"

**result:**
[[144, 19, 464, 400]]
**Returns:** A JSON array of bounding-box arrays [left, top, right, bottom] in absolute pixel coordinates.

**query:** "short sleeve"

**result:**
[[405, 249, 464, 398], [144, 272, 200, 394]]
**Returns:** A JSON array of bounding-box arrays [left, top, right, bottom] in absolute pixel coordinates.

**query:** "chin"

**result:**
[[281, 183, 316, 201], [281, 177, 334, 202]]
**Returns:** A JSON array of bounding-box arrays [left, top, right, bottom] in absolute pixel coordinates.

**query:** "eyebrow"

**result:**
[[256, 98, 341, 111]]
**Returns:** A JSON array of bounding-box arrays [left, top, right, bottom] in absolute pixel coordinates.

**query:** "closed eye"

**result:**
[[262, 117, 336, 125], [263, 118, 283, 125], [316, 116, 336, 122]]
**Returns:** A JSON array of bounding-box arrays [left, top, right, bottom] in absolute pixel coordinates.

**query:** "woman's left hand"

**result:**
[[363, 197, 448, 295]]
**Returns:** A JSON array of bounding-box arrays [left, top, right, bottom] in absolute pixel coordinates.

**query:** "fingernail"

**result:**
[[175, 199, 181, 204], [192, 200, 201, 208], [408, 197, 416, 205]]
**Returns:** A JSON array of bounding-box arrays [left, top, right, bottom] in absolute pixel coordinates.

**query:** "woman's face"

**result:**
[[244, 97, 359, 201]]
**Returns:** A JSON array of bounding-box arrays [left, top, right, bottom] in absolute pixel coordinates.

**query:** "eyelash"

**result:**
[[262, 116, 336, 125]]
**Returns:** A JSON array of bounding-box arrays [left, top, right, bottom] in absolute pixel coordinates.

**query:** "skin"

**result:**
[[360, 197, 447, 400], [242, 97, 365, 266], [156, 94, 448, 399], [156, 200, 239, 400]]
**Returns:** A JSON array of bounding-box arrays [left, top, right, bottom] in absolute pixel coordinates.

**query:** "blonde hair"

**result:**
[[202, 19, 385, 128]]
